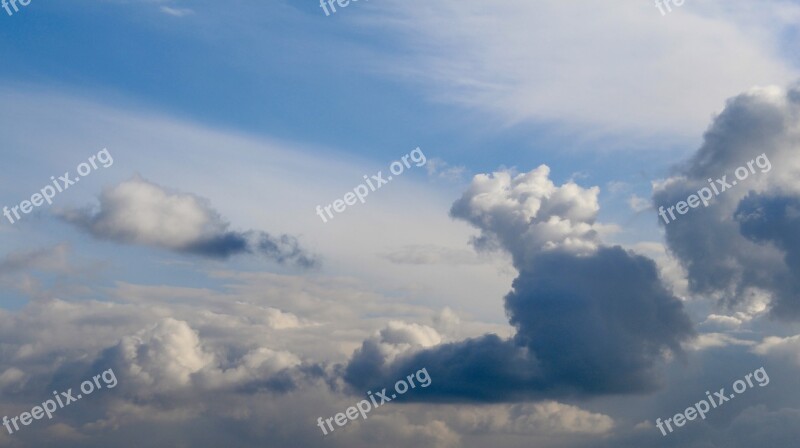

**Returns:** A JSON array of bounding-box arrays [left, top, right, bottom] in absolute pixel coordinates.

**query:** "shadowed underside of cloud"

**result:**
[[735, 193, 800, 317], [653, 84, 800, 319], [345, 167, 693, 402], [60, 177, 318, 268]]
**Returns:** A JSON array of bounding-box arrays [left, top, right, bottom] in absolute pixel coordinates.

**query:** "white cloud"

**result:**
[[114, 318, 214, 392], [754, 334, 800, 366], [364, 0, 799, 137], [685, 332, 756, 351], [700, 314, 744, 330], [451, 166, 608, 264], [64, 177, 229, 251], [60, 176, 318, 267]]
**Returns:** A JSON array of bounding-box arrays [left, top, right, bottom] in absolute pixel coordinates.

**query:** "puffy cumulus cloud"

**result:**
[[0, 303, 314, 446], [99, 318, 305, 395], [449, 166, 606, 266], [0, 296, 320, 398], [105, 318, 213, 392], [60, 177, 318, 268], [653, 84, 800, 319], [344, 321, 442, 386], [345, 167, 693, 401]]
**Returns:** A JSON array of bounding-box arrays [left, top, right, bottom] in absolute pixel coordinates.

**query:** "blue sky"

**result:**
[[3, 1, 800, 447]]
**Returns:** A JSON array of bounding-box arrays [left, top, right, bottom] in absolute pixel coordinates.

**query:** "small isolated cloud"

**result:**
[[99, 317, 309, 395], [60, 177, 318, 268]]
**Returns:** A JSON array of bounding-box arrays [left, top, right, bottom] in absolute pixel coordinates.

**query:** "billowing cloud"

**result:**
[[60, 177, 318, 268], [97, 317, 307, 395], [449, 166, 607, 264], [653, 84, 800, 319], [345, 167, 693, 401]]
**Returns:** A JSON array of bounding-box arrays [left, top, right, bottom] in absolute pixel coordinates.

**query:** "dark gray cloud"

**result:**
[[60, 177, 319, 268], [653, 85, 800, 318], [345, 168, 693, 402], [735, 193, 800, 318]]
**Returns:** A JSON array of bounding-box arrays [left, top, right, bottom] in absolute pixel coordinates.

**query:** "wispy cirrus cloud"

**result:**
[[362, 0, 800, 137]]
